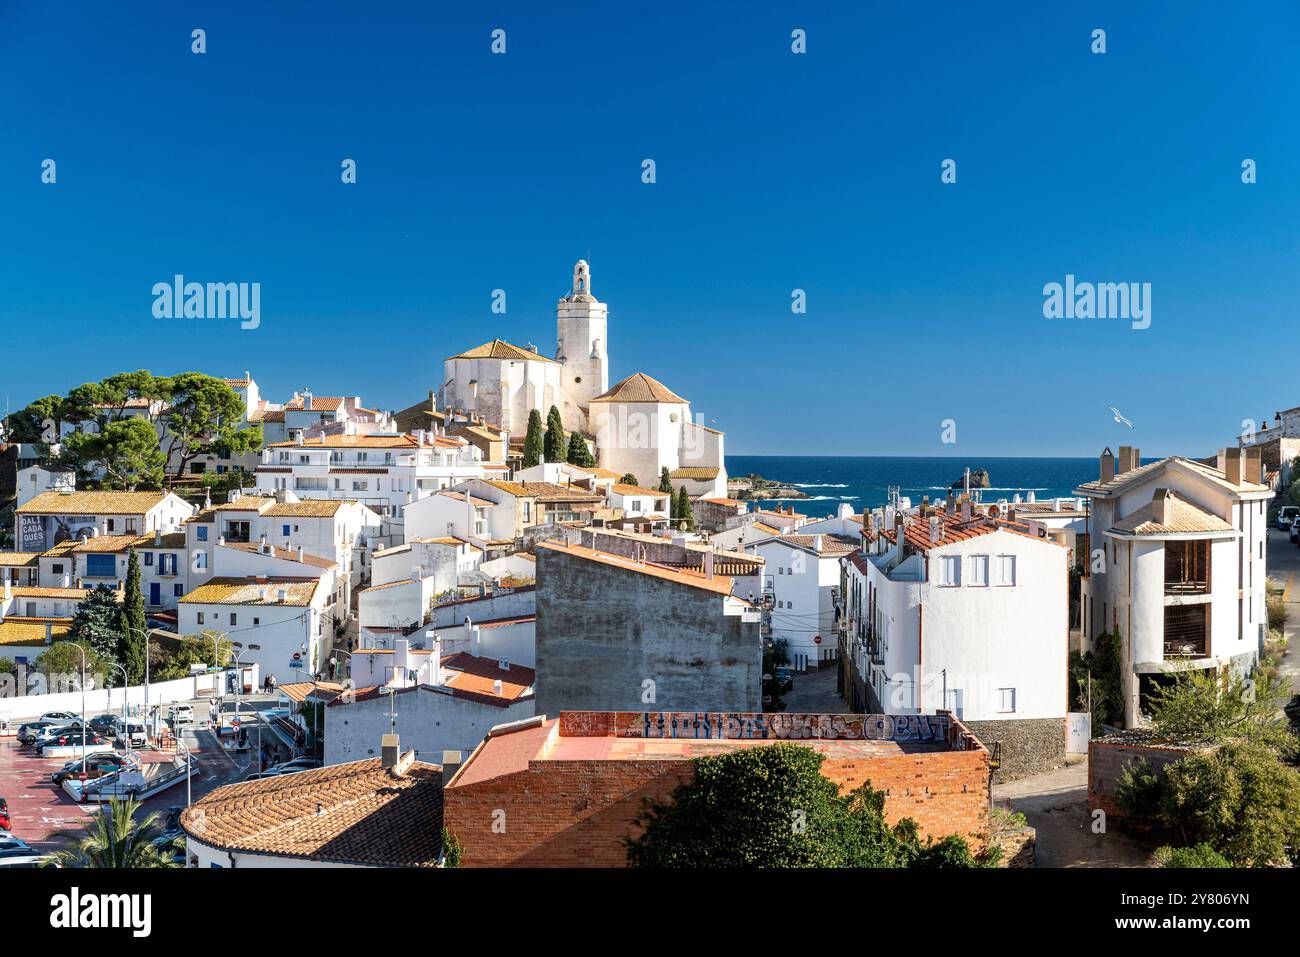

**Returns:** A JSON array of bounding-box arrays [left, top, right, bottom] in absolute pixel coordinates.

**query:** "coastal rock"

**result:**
[[951, 468, 991, 490], [741, 486, 811, 501]]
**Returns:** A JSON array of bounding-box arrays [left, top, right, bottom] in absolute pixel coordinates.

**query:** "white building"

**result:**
[[749, 533, 859, 672], [1074, 445, 1271, 727], [177, 577, 335, 685], [15, 464, 75, 509], [15, 490, 194, 553], [255, 431, 485, 525], [326, 637, 535, 766]]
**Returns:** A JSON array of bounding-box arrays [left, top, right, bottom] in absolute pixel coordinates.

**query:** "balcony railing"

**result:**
[[1163, 637, 1207, 658], [1165, 579, 1209, 596]]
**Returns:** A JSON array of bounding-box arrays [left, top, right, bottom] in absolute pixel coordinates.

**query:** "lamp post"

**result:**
[[71, 644, 88, 779], [107, 662, 130, 761]]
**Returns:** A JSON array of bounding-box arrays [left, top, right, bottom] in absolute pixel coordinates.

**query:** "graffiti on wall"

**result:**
[[558, 711, 951, 742]]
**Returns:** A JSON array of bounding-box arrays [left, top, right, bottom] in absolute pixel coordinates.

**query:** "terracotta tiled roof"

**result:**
[[536, 541, 735, 596], [759, 534, 860, 557], [610, 483, 670, 498], [360, 578, 416, 593], [1075, 456, 1269, 497], [589, 372, 687, 404], [572, 466, 621, 479], [248, 409, 285, 423], [16, 490, 173, 515], [879, 510, 1065, 552], [8, 586, 112, 600], [702, 497, 745, 507], [70, 533, 187, 553], [0, 618, 72, 646], [447, 339, 559, 364], [179, 578, 321, 606], [481, 480, 604, 502], [267, 433, 418, 449], [263, 500, 348, 518], [276, 681, 347, 703], [180, 756, 444, 867], [213, 496, 276, 512], [1110, 492, 1236, 535], [220, 542, 338, 569], [438, 491, 495, 507], [670, 467, 719, 480], [283, 395, 345, 411], [0, 552, 41, 566], [440, 652, 535, 702]]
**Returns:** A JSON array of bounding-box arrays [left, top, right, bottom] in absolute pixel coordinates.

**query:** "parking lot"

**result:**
[[1, 696, 275, 850]]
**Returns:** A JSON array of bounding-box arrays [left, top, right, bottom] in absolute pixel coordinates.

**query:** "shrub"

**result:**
[[1154, 843, 1232, 868]]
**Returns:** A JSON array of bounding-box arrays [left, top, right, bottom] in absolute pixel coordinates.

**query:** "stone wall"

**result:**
[[990, 826, 1036, 867], [963, 717, 1066, 783]]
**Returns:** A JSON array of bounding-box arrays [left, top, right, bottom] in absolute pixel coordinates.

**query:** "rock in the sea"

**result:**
[[951, 468, 991, 490]]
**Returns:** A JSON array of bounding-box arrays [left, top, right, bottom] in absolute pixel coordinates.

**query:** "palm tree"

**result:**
[[45, 796, 178, 868]]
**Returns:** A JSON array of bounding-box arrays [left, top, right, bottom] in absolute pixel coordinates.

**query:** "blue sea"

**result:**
[[725, 456, 1097, 512]]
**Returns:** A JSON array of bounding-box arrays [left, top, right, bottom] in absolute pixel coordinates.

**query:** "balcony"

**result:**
[[1165, 540, 1209, 597], [1163, 604, 1208, 658]]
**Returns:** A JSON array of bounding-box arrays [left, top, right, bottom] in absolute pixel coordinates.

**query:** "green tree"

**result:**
[[626, 744, 992, 868], [68, 585, 125, 661], [65, 418, 166, 489], [4, 394, 64, 444], [1146, 663, 1290, 750], [153, 631, 231, 680], [120, 548, 148, 684], [442, 828, 463, 867], [544, 405, 566, 463], [522, 409, 545, 468], [675, 486, 694, 530], [619, 473, 639, 485], [161, 373, 263, 483], [658, 467, 673, 495], [1155, 741, 1300, 867], [33, 639, 111, 688], [566, 431, 596, 467], [46, 797, 178, 868]]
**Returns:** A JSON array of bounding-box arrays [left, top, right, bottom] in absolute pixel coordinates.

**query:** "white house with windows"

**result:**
[[14, 490, 193, 553], [840, 502, 1068, 733], [748, 533, 859, 672], [254, 431, 485, 523], [606, 483, 672, 520], [177, 577, 334, 685], [1074, 446, 1271, 727]]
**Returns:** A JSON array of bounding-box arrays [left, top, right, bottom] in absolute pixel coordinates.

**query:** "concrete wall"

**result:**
[[0, 668, 233, 722], [325, 685, 534, 766], [534, 548, 761, 713]]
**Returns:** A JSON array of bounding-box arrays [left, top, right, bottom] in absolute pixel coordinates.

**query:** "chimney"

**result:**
[[45, 622, 53, 643], [471, 625, 481, 658], [963, 467, 971, 497], [218, 535, 226, 546], [381, 732, 400, 769], [960, 500, 971, 523], [441, 750, 462, 784], [704, 550, 715, 579], [1243, 446, 1262, 484], [813, 534, 823, 554], [493, 679, 503, 696], [297, 546, 304, 562], [1224, 447, 1242, 485], [1099, 447, 1115, 482], [3, 579, 10, 601], [1116, 446, 1140, 474], [154, 529, 162, 546], [304, 389, 314, 411], [1152, 488, 1172, 526], [928, 514, 941, 545]]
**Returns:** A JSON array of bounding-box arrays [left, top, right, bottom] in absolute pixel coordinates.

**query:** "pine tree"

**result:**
[[658, 467, 673, 495], [69, 585, 126, 663], [676, 487, 694, 530], [566, 432, 596, 467], [120, 547, 148, 685], [522, 409, 545, 468], [544, 406, 566, 463]]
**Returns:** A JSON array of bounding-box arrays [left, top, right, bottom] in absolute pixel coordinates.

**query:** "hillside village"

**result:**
[[0, 262, 1296, 871]]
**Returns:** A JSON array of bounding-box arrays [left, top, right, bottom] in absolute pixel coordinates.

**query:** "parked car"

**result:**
[[168, 704, 194, 725], [0, 839, 56, 868], [17, 720, 75, 745], [29, 723, 89, 749], [1278, 506, 1300, 530], [275, 757, 322, 772], [240, 770, 283, 783], [51, 752, 135, 786], [1290, 517, 1300, 545], [116, 719, 149, 748], [49, 731, 107, 749], [0, 798, 10, 832], [39, 711, 78, 723], [88, 715, 120, 735]]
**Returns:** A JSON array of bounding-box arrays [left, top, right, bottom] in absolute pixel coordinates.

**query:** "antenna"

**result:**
[[382, 685, 399, 734]]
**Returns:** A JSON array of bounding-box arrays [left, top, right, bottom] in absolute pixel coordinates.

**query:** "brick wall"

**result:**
[[1087, 738, 1192, 820], [445, 747, 990, 867]]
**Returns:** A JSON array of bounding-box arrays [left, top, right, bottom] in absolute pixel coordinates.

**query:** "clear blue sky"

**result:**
[[1, 1, 1296, 456]]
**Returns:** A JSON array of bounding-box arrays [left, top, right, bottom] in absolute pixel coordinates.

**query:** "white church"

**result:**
[[438, 261, 727, 497]]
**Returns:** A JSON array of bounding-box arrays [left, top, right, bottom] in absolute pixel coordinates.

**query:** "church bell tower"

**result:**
[[556, 259, 609, 416]]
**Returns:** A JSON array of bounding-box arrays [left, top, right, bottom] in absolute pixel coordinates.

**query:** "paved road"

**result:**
[[780, 663, 846, 712], [1264, 527, 1300, 694], [0, 694, 278, 849]]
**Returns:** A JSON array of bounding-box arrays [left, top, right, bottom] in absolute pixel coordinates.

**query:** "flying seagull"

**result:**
[[1108, 405, 1134, 429]]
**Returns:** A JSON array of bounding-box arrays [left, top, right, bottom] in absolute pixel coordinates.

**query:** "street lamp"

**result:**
[[106, 661, 130, 761], [71, 644, 88, 780]]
